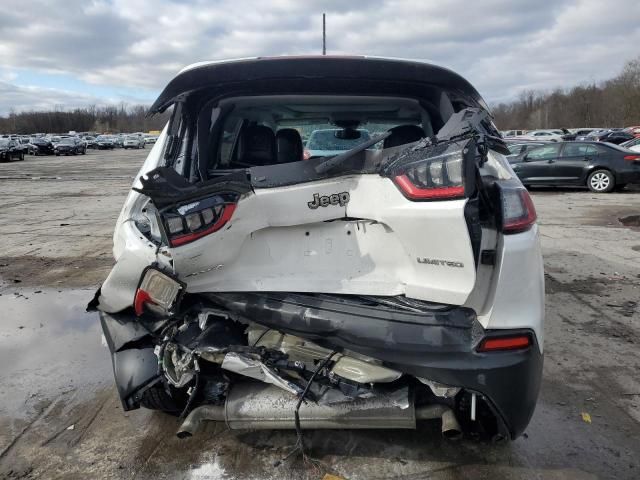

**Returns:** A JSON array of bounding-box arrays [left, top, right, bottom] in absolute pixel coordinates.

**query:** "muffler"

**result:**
[[177, 382, 460, 438]]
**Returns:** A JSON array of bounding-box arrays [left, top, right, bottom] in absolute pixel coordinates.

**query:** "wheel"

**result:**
[[140, 384, 187, 415], [20, 153, 24, 161], [587, 169, 614, 193]]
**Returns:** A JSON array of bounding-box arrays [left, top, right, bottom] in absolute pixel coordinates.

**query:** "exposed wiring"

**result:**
[[179, 358, 201, 419], [252, 328, 271, 347], [275, 350, 338, 468]]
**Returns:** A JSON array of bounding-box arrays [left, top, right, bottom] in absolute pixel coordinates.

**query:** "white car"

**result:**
[[621, 137, 640, 152], [517, 129, 564, 142], [91, 57, 544, 443], [123, 135, 146, 149]]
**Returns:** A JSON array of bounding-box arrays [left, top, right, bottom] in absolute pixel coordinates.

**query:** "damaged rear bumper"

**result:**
[[99, 292, 541, 439]]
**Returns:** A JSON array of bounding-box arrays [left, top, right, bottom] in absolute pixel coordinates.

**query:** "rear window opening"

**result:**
[[163, 92, 480, 183], [210, 95, 432, 173]]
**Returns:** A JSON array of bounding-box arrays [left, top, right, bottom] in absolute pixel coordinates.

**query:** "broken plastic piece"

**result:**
[[221, 352, 303, 395]]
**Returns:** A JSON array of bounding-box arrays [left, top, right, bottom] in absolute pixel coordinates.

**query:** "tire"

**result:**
[[587, 169, 615, 193], [20, 153, 24, 161], [140, 384, 187, 415]]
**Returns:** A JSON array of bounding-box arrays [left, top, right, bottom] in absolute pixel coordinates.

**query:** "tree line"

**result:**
[[2, 56, 639, 134], [0, 104, 171, 134], [492, 56, 640, 130]]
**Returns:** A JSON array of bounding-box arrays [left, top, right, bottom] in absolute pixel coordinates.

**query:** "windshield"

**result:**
[[307, 129, 372, 151], [60, 138, 74, 145], [0, 139, 9, 147]]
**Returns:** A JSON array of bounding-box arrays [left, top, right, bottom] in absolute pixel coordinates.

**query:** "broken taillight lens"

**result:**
[[390, 142, 467, 201], [499, 186, 537, 234], [161, 193, 239, 247], [134, 267, 184, 316]]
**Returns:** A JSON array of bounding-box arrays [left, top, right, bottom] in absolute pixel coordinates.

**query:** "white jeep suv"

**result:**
[[91, 56, 544, 443]]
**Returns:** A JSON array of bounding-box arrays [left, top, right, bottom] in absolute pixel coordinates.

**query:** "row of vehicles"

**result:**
[[0, 132, 159, 159], [502, 127, 640, 144]]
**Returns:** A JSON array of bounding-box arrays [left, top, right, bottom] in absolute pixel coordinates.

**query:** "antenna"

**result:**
[[322, 13, 326, 55]]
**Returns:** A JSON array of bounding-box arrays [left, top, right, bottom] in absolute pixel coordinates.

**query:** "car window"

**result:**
[[561, 143, 591, 157], [584, 146, 600, 156], [526, 144, 560, 160], [507, 144, 522, 154]]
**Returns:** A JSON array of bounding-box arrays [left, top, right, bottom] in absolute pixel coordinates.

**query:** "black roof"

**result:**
[[149, 56, 486, 114]]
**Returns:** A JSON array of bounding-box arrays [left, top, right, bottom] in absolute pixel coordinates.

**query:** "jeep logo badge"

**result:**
[[307, 192, 350, 209]]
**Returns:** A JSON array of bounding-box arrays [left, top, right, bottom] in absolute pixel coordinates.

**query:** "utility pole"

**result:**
[[322, 13, 326, 55]]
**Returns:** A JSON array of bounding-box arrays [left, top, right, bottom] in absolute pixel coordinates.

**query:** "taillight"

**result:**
[[162, 193, 239, 247], [477, 334, 531, 352], [390, 141, 468, 201], [623, 155, 640, 162], [499, 186, 537, 234], [134, 267, 184, 316]]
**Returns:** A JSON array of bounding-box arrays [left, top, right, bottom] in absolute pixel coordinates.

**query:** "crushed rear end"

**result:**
[[91, 57, 544, 442]]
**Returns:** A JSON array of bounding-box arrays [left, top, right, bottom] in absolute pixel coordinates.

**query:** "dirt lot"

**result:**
[[0, 149, 639, 480]]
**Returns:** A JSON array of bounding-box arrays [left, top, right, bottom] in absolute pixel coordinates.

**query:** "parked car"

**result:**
[[74, 137, 87, 154], [501, 129, 527, 137], [144, 135, 158, 145], [562, 128, 596, 141], [510, 141, 640, 192], [576, 129, 609, 141], [92, 56, 544, 442], [54, 137, 80, 155], [96, 136, 115, 150], [623, 126, 640, 138], [123, 135, 146, 149], [593, 130, 634, 145], [83, 136, 99, 149], [305, 128, 372, 158], [519, 129, 564, 142], [504, 141, 548, 160], [621, 137, 640, 152], [28, 137, 55, 155], [113, 135, 125, 148], [0, 138, 25, 162]]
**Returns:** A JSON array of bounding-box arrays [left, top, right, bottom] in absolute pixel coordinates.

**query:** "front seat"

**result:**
[[276, 128, 303, 163], [383, 125, 425, 149], [235, 125, 277, 166]]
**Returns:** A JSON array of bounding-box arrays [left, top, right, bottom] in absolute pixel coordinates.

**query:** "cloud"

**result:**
[[0, 0, 639, 113], [0, 81, 149, 115]]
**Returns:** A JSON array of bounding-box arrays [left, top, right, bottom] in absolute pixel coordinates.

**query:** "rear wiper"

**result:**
[[314, 132, 391, 174]]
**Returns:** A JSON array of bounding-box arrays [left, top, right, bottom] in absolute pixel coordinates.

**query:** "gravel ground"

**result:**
[[0, 149, 638, 480]]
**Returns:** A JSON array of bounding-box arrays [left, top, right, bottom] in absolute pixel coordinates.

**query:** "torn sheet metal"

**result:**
[[134, 167, 252, 208], [221, 352, 303, 395], [418, 378, 461, 398]]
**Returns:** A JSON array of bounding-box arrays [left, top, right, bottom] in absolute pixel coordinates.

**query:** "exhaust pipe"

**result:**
[[177, 383, 461, 439], [415, 404, 462, 439]]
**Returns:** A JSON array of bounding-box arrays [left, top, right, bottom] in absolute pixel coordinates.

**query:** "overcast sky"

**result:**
[[1, 0, 639, 115]]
